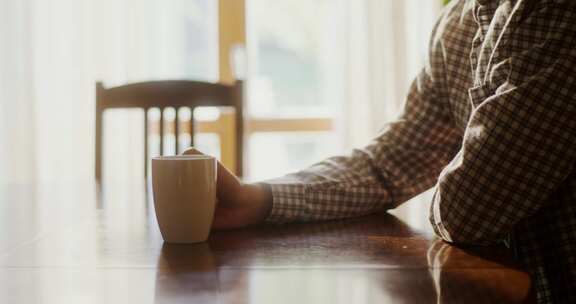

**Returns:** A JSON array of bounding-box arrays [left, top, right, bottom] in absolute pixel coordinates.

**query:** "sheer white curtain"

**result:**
[[0, 0, 217, 184], [0, 0, 37, 183], [341, 0, 442, 149]]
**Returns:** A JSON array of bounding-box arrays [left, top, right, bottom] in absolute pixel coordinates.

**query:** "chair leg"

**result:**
[[95, 108, 103, 181], [233, 81, 244, 177], [144, 108, 149, 179], [235, 109, 243, 177], [159, 108, 164, 156], [175, 108, 179, 154], [189, 107, 195, 147]]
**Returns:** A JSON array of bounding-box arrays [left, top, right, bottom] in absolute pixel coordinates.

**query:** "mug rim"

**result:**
[[152, 155, 214, 161]]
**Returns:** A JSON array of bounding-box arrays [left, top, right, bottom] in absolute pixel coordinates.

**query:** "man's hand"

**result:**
[[182, 147, 272, 230]]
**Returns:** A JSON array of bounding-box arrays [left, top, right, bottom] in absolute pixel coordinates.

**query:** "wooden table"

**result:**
[[0, 182, 533, 303]]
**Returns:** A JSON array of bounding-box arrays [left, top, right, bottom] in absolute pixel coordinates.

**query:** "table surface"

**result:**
[[0, 182, 534, 304]]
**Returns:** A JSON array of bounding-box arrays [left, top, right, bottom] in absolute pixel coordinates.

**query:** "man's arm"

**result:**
[[189, 50, 461, 229], [431, 4, 576, 245], [261, 10, 462, 224]]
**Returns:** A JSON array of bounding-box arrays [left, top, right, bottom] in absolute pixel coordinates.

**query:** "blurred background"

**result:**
[[0, 0, 443, 185]]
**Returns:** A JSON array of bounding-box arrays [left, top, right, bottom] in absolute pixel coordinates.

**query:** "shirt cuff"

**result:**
[[260, 177, 308, 224]]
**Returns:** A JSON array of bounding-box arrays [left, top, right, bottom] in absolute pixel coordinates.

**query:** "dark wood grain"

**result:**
[[0, 183, 534, 303]]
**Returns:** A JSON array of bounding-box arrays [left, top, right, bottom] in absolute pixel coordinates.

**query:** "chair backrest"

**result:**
[[95, 80, 244, 181]]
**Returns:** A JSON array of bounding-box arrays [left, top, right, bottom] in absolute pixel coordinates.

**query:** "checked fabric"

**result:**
[[262, 1, 576, 301]]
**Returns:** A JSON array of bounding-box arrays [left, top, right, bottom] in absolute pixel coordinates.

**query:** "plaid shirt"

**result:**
[[262, 0, 576, 301]]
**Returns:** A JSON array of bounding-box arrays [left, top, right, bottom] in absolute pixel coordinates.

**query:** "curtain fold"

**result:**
[[0, 0, 37, 183], [341, 0, 442, 149], [0, 0, 217, 184]]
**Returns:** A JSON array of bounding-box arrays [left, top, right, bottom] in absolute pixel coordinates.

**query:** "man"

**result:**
[[186, 0, 576, 302]]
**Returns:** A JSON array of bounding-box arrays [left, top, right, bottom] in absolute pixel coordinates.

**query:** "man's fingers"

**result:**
[[181, 147, 204, 156], [216, 162, 243, 204], [181, 147, 242, 203]]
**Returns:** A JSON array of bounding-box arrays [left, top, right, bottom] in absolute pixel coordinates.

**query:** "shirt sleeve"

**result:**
[[430, 6, 576, 245], [263, 11, 462, 224]]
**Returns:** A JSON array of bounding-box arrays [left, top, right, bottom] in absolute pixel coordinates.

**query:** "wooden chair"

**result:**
[[95, 80, 244, 181]]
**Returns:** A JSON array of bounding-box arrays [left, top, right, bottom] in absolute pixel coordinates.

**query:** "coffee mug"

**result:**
[[152, 155, 217, 243]]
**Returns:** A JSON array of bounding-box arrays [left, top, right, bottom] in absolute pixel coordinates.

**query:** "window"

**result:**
[[106, 0, 349, 182], [243, 0, 347, 180]]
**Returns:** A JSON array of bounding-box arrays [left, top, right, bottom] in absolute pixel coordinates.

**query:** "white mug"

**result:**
[[152, 155, 217, 243]]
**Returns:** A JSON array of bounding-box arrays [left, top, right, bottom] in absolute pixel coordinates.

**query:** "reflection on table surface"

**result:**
[[0, 182, 533, 303]]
